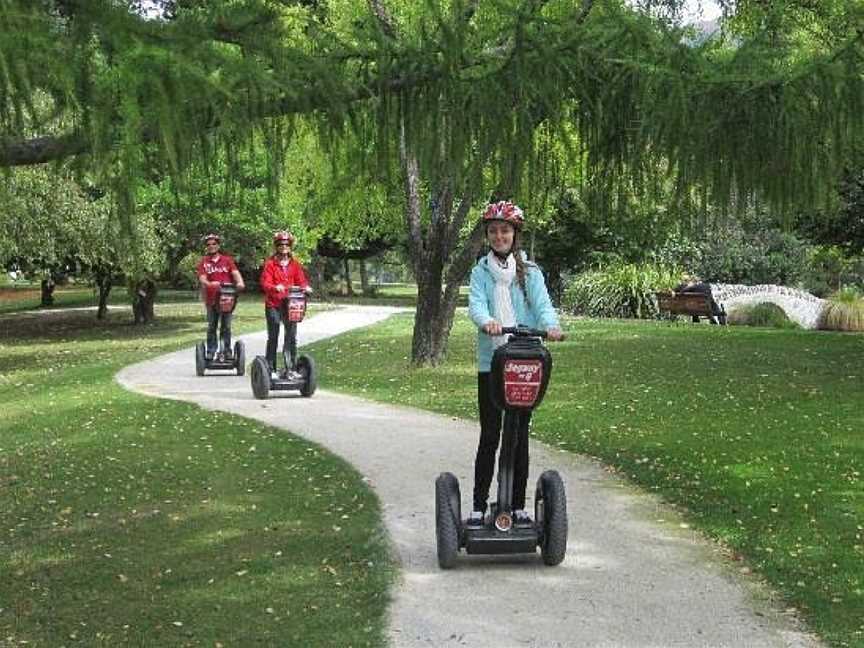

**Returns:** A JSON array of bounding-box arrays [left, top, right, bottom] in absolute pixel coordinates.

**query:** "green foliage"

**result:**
[[2, 0, 864, 218], [727, 302, 800, 329], [176, 251, 202, 290], [653, 210, 811, 285], [0, 166, 165, 284], [799, 245, 864, 297], [562, 262, 682, 318], [796, 167, 864, 256], [819, 286, 864, 332]]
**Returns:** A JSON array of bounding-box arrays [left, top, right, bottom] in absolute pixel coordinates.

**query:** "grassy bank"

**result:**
[[0, 302, 394, 647], [307, 312, 864, 648]]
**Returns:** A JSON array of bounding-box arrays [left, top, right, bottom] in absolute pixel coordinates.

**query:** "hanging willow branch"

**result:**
[[0, 0, 863, 213]]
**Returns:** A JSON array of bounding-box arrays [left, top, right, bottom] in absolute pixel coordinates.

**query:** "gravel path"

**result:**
[[116, 306, 820, 648]]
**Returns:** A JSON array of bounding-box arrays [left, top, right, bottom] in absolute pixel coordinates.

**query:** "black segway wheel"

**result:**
[[251, 356, 270, 400], [195, 342, 206, 377], [435, 472, 461, 569], [234, 341, 246, 376], [536, 470, 568, 566], [297, 354, 316, 397]]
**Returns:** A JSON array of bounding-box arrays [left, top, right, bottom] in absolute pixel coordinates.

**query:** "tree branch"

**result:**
[[367, 0, 399, 40], [0, 133, 89, 166], [399, 124, 425, 279]]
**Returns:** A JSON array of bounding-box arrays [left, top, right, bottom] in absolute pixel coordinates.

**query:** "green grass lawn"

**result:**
[[306, 312, 864, 648], [0, 301, 394, 647], [0, 284, 200, 314], [325, 282, 468, 308]]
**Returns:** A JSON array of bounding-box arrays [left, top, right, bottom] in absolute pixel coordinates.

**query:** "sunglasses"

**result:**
[[206, 242, 219, 246], [276, 242, 291, 247]]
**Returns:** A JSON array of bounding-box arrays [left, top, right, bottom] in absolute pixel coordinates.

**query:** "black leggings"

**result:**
[[265, 306, 297, 370], [206, 305, 232, 354], [473, 372, 531, 512]]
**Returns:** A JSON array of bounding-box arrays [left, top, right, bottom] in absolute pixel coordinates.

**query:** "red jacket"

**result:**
[[260, 256, 309, 308]]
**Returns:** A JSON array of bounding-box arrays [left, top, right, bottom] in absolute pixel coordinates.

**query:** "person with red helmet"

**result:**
[[260, 230, 311, 376], [466, 201, 563, 528], [197, 233, 245, 360]]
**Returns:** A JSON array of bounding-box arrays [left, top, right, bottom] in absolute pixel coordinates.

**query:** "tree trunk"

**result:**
[[166, 245, 190, 288], [132, 279, 157, 324], [546, 262, 563, 307], [399, 125, 485, 365], [343, 258, 354, 296], [359, 259, 376, 296], [95, 271, 112, 320], [411, 273, 465, 365], [40, 277, 56, 307], [306, 253, 327, 298]]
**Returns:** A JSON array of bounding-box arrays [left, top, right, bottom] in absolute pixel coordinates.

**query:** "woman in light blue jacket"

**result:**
[[467, 201, 563, 527]]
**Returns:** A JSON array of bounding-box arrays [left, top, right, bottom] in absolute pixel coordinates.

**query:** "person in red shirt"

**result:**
[[260, 230, 312, 374], [197, 233, 245, 359]]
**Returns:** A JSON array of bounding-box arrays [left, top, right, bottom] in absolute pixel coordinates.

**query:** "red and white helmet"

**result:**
[[273, 230, 296, 246], [482, 201, 524, 229], [202, 233, 221, 244]]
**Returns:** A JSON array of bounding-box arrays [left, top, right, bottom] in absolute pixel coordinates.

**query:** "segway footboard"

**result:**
[[463, 526, 539, 555]]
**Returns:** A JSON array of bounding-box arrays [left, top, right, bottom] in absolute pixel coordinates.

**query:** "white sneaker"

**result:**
[[514, 509, 533, 526], [467, 510, 484, 527]]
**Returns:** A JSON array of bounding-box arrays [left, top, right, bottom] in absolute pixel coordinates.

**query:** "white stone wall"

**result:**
[[710, 284, 825, 329]]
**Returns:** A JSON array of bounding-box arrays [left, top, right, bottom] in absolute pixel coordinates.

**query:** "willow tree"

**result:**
[[1, 0, 863, 359]]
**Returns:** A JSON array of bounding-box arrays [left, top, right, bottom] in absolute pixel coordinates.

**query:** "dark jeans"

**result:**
[[265, 306, 297, 370], [473, 372, 532, 513], [206, 305, 232, 355]]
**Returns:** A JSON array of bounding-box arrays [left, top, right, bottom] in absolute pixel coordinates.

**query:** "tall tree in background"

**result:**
[[1, 0, 863, 358]]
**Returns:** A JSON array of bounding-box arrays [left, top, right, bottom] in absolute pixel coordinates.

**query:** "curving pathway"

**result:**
[[117, 306, 821, 648]]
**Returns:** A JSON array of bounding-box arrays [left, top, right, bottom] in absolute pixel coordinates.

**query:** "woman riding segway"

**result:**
[[259, 230, 312, 380], [467, 201, 564, 526], [434, 201, 566, 568]]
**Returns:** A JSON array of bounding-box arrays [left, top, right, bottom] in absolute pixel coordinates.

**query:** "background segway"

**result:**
[[251, 356, 270, 399], [195, 342, 206, 377], [234, 340, 246, 376], [297, 354, 316, 397]]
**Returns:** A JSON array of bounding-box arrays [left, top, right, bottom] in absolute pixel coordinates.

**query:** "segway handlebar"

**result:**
[[499, 326, 545, 338], [501, 324, 570, 338]]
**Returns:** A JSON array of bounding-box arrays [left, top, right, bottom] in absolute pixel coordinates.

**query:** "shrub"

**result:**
[[801, 246, 864, 297], [727, 303, 799, 329], [563, 263, 682, 319], [819, 287, 864, 332], [176, 252, 201, 290]]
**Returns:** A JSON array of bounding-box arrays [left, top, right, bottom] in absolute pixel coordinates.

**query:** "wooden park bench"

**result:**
[[655, 291, 727, 325]]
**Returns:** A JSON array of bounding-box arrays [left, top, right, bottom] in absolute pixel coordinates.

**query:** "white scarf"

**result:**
[[486, 251, 517, 349]]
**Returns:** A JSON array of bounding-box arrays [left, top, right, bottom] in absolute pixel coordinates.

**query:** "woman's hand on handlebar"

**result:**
[[482, 320, 503, 336], [547, 327, 564, 342]]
